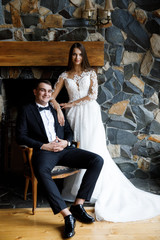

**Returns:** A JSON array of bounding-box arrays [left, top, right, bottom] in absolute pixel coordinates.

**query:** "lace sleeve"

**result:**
[[51, 72, 66, 111], [53, 72, 66, 94], [74, 70, 98, 106], [88, 70, 98, 100]]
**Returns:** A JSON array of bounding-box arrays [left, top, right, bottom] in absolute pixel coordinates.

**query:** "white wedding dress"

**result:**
[[54, 70, 160, 222]]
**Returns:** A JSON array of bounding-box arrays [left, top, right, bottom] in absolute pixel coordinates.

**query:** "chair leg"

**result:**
[[32, 177, 38, 215], [24, 178, 30, 200]]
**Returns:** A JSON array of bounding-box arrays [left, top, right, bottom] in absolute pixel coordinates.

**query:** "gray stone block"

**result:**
[[105, 26, 124, 45], [97, 85, 113, 105], [123, 81, 143, 95], [114, 0, 130, 9], [64, 18, 95, 27], [0, 29, 12, 40], [124, 64, 134, 80], [142, 76, 160, 92], [135, 169, 149, 179], [144, 84, 155, 98], [124, 106, 136, 123], [40, 0, 69, 14], [145, 102, 158, 111], [59, 6, 76, 19], [111, 91, 131, 104], [108, 45, 123, 66], [108, 115, 137, 130], [104, 67, 114, 80], [24, 28, 47, 41], [0, 0, 4, 25], [130, 178, 150, 191], [133, 0, 160, 11], [114, 70, 124, 85], [58, 28, 88, 41], [4, 10, 12, 24], [124, 38, 145, 53], [121, 145, 132, 158], [132, 143, 148, 157], [131, 105, 154, 126], [150, 59, 160, 78], [134, 63, 141, 77], [117, 162, 136, 173], [149, 120, 160, 135], [104, 76, 121, 96], [112, 9, 150, 49], [107, 128, 137, 145], [130, 94, 144, 106], [21, 14, 39, 28], [101, 111, 109, 123], [97, 73, 105, 84]]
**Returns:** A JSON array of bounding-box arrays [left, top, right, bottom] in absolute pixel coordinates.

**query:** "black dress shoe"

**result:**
[[70, 204, 95, 223], [64, 215, 76, 238]]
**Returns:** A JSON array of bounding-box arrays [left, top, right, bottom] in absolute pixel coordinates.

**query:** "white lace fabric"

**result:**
[[53, 70, 98, 106]]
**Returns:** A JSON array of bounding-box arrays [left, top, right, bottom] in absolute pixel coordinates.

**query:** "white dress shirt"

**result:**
[[36, 103, 56, 142]]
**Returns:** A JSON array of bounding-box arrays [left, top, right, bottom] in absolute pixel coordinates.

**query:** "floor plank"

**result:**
[[0, 208, 160, 240]]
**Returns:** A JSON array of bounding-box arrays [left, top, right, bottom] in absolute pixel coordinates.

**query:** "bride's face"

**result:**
[[72, 48, 83, 66]]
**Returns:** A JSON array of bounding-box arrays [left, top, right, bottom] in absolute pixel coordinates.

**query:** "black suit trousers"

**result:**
[[32, 147, 103, 214]]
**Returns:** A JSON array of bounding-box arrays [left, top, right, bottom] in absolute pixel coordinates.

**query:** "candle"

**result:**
[[88, 10, 92, 17]]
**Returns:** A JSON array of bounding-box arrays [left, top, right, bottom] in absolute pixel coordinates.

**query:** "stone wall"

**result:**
[[0, 0, 160, 183]]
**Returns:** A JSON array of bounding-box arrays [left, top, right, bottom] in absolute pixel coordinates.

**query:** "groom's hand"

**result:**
[[54, 137, 68, 151], [41, 137, 67, 152]]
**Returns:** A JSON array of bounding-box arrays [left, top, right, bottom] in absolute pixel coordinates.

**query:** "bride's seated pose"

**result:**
[[50, 42, 160, 222]]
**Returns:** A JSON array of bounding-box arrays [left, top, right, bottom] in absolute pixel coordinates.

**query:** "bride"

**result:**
[[51, 42, 160, 222]]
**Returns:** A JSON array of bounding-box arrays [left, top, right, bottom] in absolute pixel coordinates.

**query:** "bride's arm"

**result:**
[[51, 76, 65, 126], [60, 70, 98, 109]]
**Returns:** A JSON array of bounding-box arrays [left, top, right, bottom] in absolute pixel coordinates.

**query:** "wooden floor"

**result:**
[[0, 207, 160, 240]]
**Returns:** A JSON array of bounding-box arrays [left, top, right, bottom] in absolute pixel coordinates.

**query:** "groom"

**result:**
[[16, 80, 103, 238]]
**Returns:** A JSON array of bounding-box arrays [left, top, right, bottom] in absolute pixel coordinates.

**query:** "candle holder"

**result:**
[[82, 0, 96, 20], [97, 0, 114, 25], [82, 0, 114, 27]]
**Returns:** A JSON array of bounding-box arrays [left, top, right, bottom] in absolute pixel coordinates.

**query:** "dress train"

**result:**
[[61, 101, 160, 222]]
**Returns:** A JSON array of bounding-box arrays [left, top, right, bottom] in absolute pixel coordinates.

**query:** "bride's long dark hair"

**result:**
[[67, 42, 91, 71]]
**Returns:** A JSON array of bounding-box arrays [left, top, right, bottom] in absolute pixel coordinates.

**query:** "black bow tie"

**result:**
[[38, 106, 50, 112]]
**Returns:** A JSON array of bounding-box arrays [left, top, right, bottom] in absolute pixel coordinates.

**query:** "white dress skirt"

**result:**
[[54, 70, 160, 222]]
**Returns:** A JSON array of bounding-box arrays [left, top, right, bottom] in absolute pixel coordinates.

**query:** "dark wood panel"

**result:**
[[0, 41, 104, 66]]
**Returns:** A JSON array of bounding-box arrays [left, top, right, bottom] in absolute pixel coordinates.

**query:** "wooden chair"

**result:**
[[21, 142, 80, 215]]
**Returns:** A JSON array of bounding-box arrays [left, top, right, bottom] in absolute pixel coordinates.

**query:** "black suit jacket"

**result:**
[[16, 102, 73, 149]]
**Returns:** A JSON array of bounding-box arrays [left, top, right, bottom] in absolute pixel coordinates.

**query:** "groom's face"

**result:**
[[33, 82, 53, 106]]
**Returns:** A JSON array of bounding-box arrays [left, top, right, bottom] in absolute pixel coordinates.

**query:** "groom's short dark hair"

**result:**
[[34, 80, 52, 89]]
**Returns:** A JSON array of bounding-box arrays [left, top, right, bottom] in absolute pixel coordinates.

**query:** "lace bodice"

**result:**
[[54, 70, 98, 106]]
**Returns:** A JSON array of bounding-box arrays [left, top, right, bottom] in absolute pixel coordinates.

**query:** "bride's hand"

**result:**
[[57, 108, 65, 126], [60, 102, 74, 109]]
